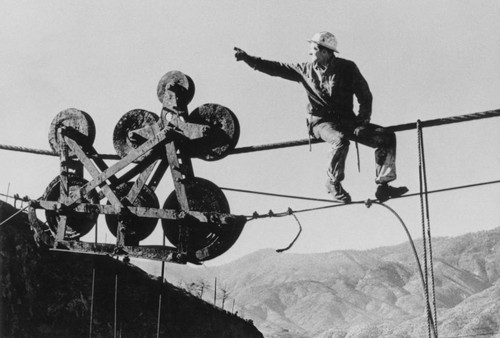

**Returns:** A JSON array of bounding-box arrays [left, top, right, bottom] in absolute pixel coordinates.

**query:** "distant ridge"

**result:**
[[135, 227, 500, 337]]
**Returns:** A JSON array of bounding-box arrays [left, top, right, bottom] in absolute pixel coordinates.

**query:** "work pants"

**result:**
[[311, 120, 397, 185]]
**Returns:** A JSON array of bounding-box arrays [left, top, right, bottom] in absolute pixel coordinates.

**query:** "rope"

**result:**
[[0, 143, 120, 160], [389, 108, 500, 132], [0, 192, 31, 202], [418, 121, 436, 338], [114, 257, 119, 338], [1, 109, 499, 159], [276, 210, 303, 253], [223, 178, 500, 211], [371, 201, 434, 318], [230, 109, 500, 155], [221, 187, 334, 203], [0, 205, 30, 227], [89, 267, 96, 338], [419, 121, 439, 336]]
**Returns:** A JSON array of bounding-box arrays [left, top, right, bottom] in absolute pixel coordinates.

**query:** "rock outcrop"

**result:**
[[0, 201, 263, 338]]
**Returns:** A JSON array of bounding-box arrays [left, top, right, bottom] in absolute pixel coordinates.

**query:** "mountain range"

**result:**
[[134, 227, 500, 338]]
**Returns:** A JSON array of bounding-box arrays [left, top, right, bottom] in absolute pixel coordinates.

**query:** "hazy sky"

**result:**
[[1, 1, 499, 265]]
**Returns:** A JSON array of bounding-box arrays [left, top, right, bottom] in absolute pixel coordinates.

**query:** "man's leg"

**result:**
[[353, 123, 408, 201], [312, 122, 351, 203]]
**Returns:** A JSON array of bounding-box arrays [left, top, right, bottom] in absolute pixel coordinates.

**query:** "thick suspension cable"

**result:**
[[230, 108, 500, 155], [1, 109, 499, 159]]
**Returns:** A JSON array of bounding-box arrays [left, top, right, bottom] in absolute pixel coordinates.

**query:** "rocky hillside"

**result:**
[[0, 201, 263, 338], [136, 228, 500, 337]]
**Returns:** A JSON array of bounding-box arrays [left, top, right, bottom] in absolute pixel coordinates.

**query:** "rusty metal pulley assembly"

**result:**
[[29, 70, 247, 265]]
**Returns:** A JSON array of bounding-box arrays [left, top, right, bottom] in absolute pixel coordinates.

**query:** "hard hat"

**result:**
[[308, 31, 339, 53]]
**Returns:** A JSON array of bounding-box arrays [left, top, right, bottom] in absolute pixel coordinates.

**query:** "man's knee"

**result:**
[[384, 130, 396, 148], [373, 128, 396, 148]]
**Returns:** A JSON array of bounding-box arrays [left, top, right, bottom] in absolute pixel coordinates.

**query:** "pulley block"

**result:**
[[161, 177, 244, 262], [157, 70, 195, 107], [30, 70, 247, 264], [42, 175, 99, 239], [48, 108, 96, 155], [188, 103, 240, 161], [105, 182, 160, 245], [112, 109, 160, 162]]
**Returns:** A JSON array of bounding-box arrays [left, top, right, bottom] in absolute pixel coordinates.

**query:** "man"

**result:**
[[234, 31, 408, 203]]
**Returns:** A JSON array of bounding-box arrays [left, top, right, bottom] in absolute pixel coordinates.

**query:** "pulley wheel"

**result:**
[[157, 71, 195, 106], [43, 175, 99, 240], [48, 108, 96, 155], [112, 109, 159, 162], [188, 103, 240, 161], [105, 182, 159, 244], [161, 177, 244, 262]]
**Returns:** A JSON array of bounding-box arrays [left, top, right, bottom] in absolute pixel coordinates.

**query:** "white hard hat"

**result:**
[[308, 31, 339, 53]]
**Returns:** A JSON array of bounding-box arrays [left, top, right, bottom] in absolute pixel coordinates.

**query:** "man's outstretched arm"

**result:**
[[233, 47, 303, 82]]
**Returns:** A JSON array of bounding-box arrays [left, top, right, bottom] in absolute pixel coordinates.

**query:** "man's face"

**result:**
[[309, 43, 328, 65]]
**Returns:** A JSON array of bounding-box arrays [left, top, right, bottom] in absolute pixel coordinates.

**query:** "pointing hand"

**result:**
[[234, 47, 249, 61]]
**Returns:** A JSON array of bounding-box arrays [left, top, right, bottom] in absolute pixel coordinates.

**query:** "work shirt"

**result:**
[[244, 56, 373, 124]]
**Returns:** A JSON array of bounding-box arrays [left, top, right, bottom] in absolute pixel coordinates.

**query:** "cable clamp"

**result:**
[[268, 210, 275, 218], [287, 207, 294, 215], [29, 200, 40, 208], [252, 211, 259, 219], [364, 199, 373, 208]]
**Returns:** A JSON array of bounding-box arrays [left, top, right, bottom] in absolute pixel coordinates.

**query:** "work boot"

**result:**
[[326, 180, 352, 203], [375, 183, 409, 202]]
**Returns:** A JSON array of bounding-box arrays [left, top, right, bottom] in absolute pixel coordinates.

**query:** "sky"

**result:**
[[1, 1, 499, 266]]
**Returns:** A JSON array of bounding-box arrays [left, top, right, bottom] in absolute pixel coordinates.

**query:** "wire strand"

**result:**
[[223, 178, 500, 216], [419, 122, 439, 336], [276, 212, 303, 253], [418, 121, 437, 338], [0, 205, 30, 227]]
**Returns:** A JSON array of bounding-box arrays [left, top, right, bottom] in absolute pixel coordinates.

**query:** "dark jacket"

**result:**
[[244, 55, 373, 124]]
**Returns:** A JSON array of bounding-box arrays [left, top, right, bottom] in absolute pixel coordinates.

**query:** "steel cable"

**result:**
[[1, 109, 499, 159], [0, 204, 30, 227], [418, 121, 439, 336], [418, 121, 437, 338], [222, 178, 500, 217]]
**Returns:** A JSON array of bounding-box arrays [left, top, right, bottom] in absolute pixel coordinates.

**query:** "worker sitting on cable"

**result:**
[[234, 31, 408, 203]]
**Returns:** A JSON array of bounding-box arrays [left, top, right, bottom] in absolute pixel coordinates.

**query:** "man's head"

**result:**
[[308, 31, 338, 65]]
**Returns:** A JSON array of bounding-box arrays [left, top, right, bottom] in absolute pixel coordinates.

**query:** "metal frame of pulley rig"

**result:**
[[28, 70, 247, 265]]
